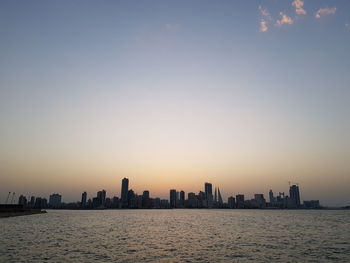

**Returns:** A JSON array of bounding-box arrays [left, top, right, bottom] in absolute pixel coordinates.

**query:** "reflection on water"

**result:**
[[1, 210, 349, 262]]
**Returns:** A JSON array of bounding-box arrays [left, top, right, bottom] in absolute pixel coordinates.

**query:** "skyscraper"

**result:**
[[236, 194, 245, 209], [217, 188, 223, 205], [170, 189, 177, 208], [180, 191, 185, 208], [289, 185, 301, 208], [204, 182, 213, 208], [81, 191, 87, 207], [97, 190, 106, 207], [121, 178, 129, 208], [269, 189, 275, 204], [49, 193, 62, 208]]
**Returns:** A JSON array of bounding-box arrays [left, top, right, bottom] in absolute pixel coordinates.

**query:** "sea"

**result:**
[[0, 209, 349, 262]]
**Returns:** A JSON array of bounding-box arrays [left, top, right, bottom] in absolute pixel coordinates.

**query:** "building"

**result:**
[[228, 196, 236, 208], [142, 190, 150, 208], [18, 195, 27, 206], [127, 189, 135, 208], [217, 188, 223, 206], [179, 191, 185, 208], [97, 190, 106, 207], [289, 185, 301, 208], [254, 194, 266, 208], [269, 190, 275, 205], [81, 192, 87, 207], [188, 192, 197, 208], [236, 194, 245, 208], [205, 182, 213, 208], [121, 178, 129, 208], [170, 189, 177, 208], [303, 200, 320, 209], [49, 193, 62, 208]]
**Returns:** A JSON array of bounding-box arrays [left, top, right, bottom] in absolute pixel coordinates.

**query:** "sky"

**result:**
[[0, 0, 349, 206]]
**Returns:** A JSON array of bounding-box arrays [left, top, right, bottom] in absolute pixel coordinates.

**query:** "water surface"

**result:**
[[1, 210, 349, 262]]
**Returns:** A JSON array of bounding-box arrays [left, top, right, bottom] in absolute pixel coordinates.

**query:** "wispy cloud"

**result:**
[[258, 6, 272, 32], [260, 20, 268, 32], [276, 13, 293, 26], [292, 0, 306, 15], [315, 8, 336, 19]]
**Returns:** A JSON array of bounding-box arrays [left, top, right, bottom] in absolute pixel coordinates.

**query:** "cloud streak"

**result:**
[[315, 8, 336, 19], [260, 20, 268, 32], [292, 0, 306, 15], [276, 13, 293, 26], [258, 6, 272, 32]]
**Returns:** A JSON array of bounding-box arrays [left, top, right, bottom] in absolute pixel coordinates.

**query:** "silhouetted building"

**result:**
[[269, 189, 275, 205], [205, 182, 213, 208], [303, 200, 320, 209], [121, 178, 129, 208], [142, 190, 150, 208], [29, 196, 35, 208], [153, 198, 161, 208], [289, 185, 301, 208], [217, 188, 223, 206], [97, 190, 106, 207], [188, 192, 197, 208], [179, 191, 185, 208], [236, 194, 245, 208], [254, 194, 266, 208], [81, 192, 87, 207], [49, 193, 62, 208], [34, 197, 47, 209], [127, 189, 136, 208], [170, 189, 177, 208], [18, 195, 27, 206], [111, 196, 119, 208], [228, 196, 235, 208]]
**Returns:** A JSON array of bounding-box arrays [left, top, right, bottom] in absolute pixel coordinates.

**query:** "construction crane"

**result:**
[[5, 192, 11, 204]]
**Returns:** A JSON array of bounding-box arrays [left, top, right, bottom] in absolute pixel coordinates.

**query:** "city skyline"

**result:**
[[13, 177, 321, 209], [1, 1, 350, 207]]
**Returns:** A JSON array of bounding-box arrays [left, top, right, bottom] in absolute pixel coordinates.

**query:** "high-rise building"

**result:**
[[179, 191, 185, 208], [217, 188, 223, 205], [121, 178, 129, 208], [170, 189, 177, 208], [254, 194, 266, 208], [127, 189, 135, 208], [228, 196, 236, 208], [97, 190, 106, 207], [18, 195, 27, 206], [236, 194, 245, 208], [269, 190, 275, 204], [289, 185, 301, 208], [81, 192, 87, 207], [188, 192, 197, 208], [49, 193, 62, 208], [204, 182, 213, 208], [142, 190, 150, 208]]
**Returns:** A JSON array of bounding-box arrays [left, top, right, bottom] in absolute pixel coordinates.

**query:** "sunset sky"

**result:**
[[1, 0, 349, 206]]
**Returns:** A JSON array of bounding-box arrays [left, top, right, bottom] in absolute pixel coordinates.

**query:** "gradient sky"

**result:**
[[1, 0, 349, 206]]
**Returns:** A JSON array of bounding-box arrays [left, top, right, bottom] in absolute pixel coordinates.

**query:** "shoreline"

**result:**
[[0, 210, 47, 218]]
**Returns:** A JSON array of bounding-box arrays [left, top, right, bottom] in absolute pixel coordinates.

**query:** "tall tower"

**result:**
[[214, 188, 218, 203], [121, 178, 129, 208], [289, 185, 301, 208], [170, 189, 177, 208], [217, 188, 223, 205], [81, 191, 87, 207], [269, 189, 274, 204], [204, 182, 213, 208]]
